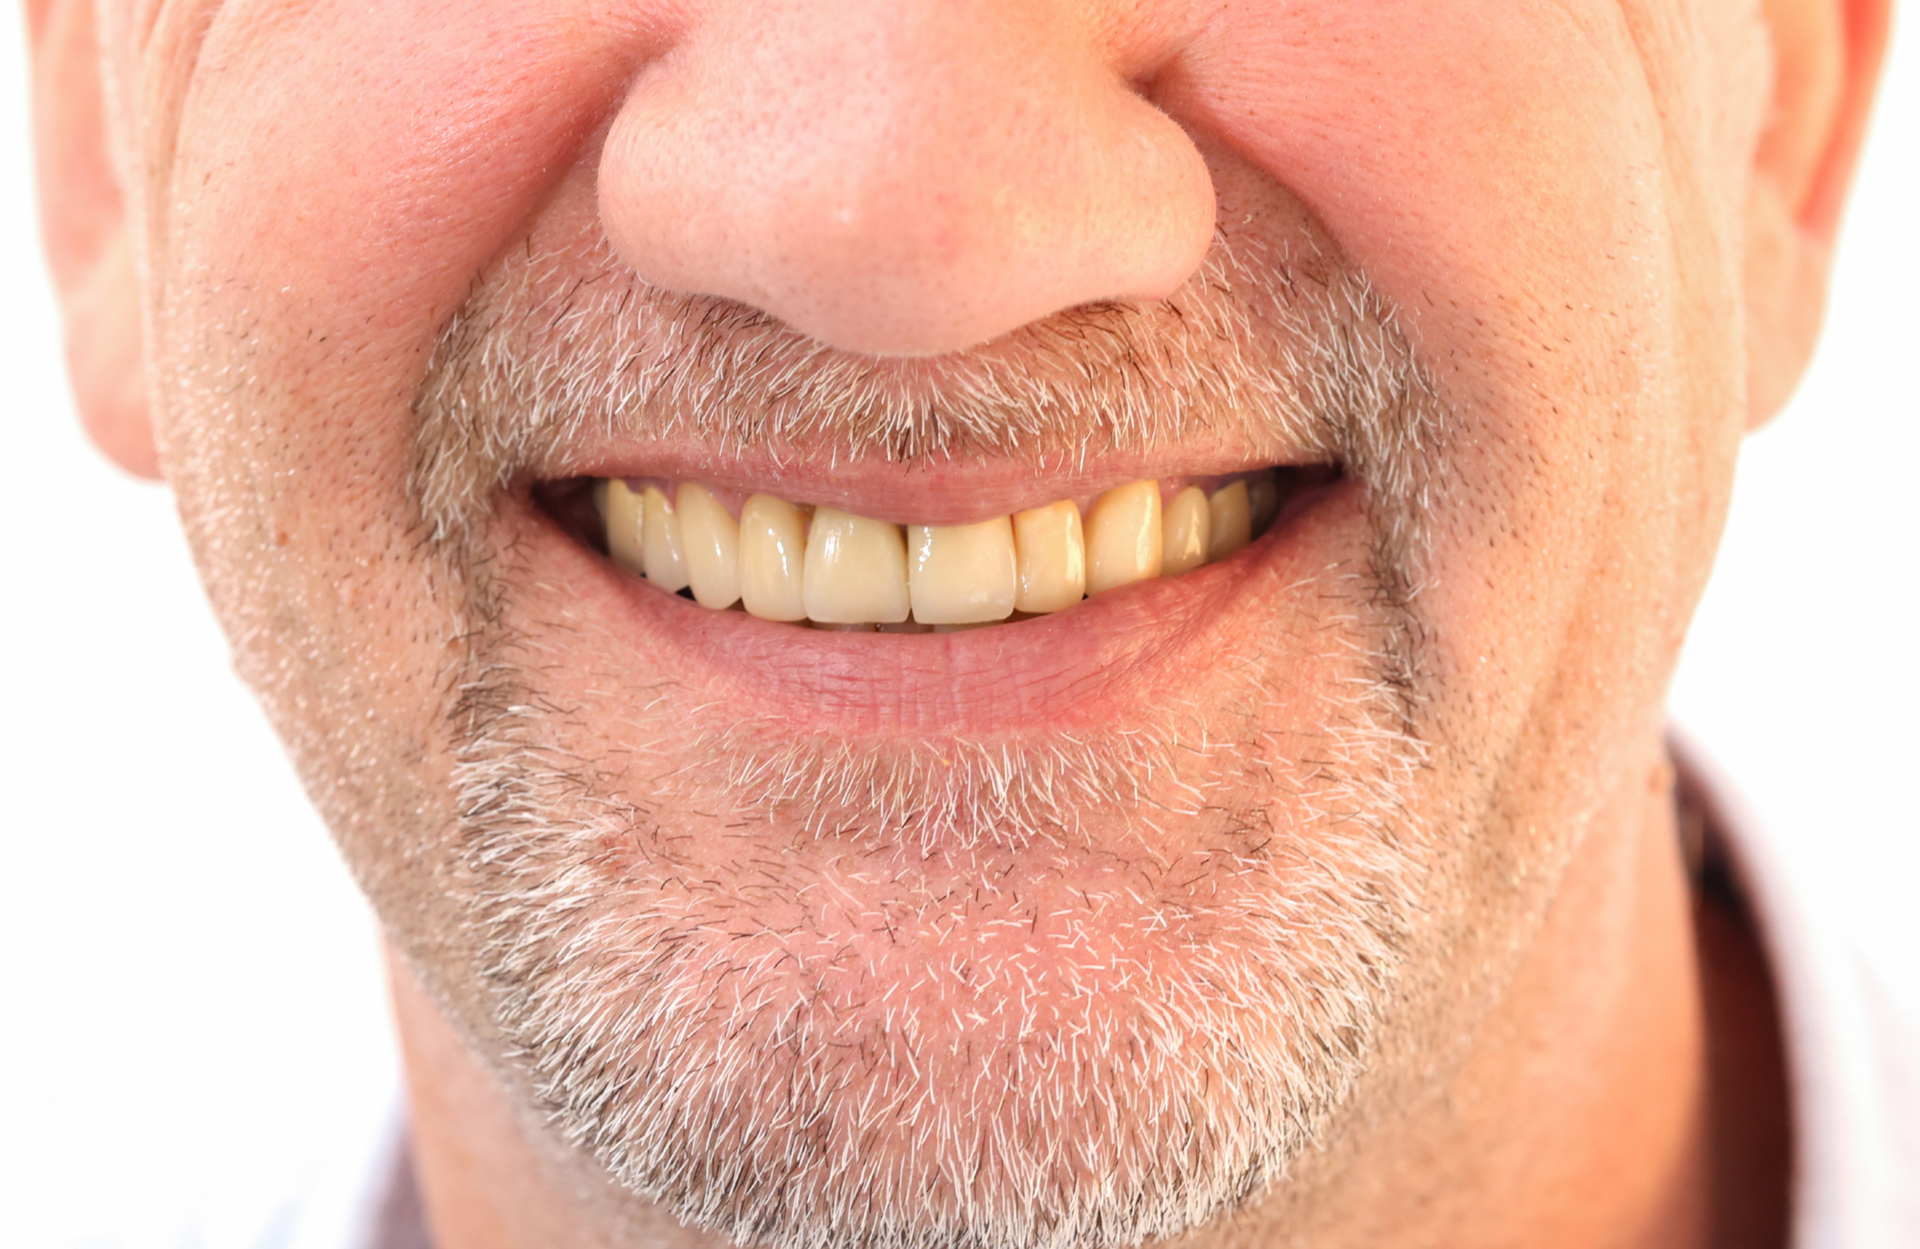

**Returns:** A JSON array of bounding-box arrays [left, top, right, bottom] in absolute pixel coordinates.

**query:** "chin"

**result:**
[[428, 480, 1433, 1249]]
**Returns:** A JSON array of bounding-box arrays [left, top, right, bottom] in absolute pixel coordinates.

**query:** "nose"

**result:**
[[596, 0, 1216, 356]]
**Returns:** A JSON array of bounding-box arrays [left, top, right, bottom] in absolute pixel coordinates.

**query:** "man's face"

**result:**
[[57, 0, 1830, 1243]]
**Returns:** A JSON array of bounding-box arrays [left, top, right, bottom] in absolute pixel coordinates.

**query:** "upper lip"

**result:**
[[547, 442, 1336, 527]]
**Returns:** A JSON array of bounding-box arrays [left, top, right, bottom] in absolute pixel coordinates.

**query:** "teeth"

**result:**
[[739, 494, 809, 621], [1247, 474, 1280, 535], [803, 508, 912, 624], [605, 479, 646, 576], [1085, 479, 1163, 595], [641, 485, 691, 593], [677, 483, 742, 610], [909, 518, 1017, 624], [600, 469, 1295, 627], [1012, 501, 1086, 614], [1161, 485, 1211, 577], [1206, 480, 1252, 562]]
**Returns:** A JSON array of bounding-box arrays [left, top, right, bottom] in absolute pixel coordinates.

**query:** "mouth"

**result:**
[[505, 449, 1364, 839], [538, 462, 1341, 634]]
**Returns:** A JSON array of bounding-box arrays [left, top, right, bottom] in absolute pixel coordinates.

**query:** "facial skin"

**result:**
[[28, 0, 1887, 1247]]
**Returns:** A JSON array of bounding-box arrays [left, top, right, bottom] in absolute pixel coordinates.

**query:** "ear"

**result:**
[[1743, 0, 1892, 428], [28, 0, 159, 479]]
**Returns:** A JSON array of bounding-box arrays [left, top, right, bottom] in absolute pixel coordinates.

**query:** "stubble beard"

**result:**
[[413, 227, 1448, 1249]]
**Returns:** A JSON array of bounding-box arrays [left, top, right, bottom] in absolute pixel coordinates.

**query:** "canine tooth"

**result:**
[[1207, 480, 1252, 562], [1162, 486, 1211, 576], [803, 509, 910, 624], [1248, 473, 1280, 534], [642, 486, 691, 592], [677, 483, 741, 610], [1086, 479, 1163, 594], [739, 494, 808, 621], [1012, 501, 1086, 613], [909, 518, 1017, 624], [605, 479, 645, 576]]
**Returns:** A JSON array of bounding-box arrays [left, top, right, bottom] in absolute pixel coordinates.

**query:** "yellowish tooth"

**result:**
[[1207, 480, 1252, 562], [605, 480, 645, 576], [1012, 500, 1086, 614], [1085, 479, 1163, 595], [1248, 474, 1280, 534], [803, 508, 910, 624], [738, 494, 808, 621], [676, 483, 741, 610], [909, 518, 1017, 624], [1161, 485, 1211, 576], [642, 485, 690, 592]]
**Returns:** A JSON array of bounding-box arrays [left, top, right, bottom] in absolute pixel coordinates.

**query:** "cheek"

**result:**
[[140, 0, 667, 911], [148, 0, 654, 638], [1165, 0, 1744, 766], [1167, 1, 1664, 336], [162, 0, 654, 351]]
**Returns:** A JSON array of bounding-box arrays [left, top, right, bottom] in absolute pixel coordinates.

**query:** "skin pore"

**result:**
[[27, 0, 1886, 1247]]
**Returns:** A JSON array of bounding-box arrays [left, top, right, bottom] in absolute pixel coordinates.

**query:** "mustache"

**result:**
[[406, 229, 1448, 586]]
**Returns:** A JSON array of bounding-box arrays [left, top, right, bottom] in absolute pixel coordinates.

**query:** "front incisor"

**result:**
[[642, 485, 690, 592], [739, 494, 808, 621], [1086, 480, 1163, 595], [1012, 501, 1086, 613], [909, 518, 1017, 624], [606, 479, 646, 576], [677, 483, 741, 610], [1162, 486, 1211, 576], [804, 508, 911, 624]]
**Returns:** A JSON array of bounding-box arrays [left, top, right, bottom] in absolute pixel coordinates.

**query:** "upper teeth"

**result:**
[[597, 473, 1282, 629]]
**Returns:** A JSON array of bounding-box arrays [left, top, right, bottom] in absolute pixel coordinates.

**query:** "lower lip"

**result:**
[[515, 477, 1361, 736]]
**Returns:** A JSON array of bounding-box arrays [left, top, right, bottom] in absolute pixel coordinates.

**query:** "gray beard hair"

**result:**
[[413, 229, 1447, 1249]]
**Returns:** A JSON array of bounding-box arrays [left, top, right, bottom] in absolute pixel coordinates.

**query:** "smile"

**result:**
[[565, 466, 1333, 631]]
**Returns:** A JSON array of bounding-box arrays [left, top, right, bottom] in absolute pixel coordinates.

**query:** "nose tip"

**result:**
[[595, 2, 1217, 356]]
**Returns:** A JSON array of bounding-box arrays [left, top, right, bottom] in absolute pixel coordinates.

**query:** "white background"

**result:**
[[2, 9, 1916, 1242]]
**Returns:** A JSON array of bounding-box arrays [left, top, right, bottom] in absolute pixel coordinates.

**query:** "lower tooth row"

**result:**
[[599, 475, 1281, 628]]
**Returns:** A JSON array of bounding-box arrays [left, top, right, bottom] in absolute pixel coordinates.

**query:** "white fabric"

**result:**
[[0, 1083, 402, 1249], [1671, 733, 1920, 1248]]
